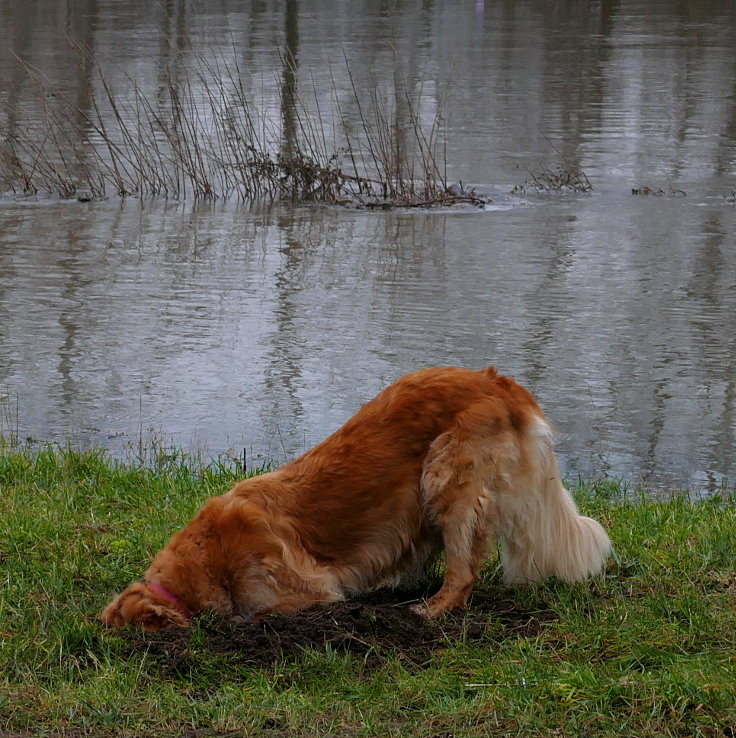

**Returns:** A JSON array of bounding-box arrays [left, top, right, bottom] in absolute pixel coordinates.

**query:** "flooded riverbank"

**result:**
[[1, 1, 735, 493]]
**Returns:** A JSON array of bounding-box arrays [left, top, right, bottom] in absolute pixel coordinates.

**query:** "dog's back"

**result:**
[[240, 366, 551, 595]]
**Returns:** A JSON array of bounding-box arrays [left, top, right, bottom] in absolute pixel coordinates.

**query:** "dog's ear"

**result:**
[[100, 582, 188, 631]]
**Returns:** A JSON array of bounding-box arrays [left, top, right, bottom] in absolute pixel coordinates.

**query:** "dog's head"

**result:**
[[100, 582, 189, 631]]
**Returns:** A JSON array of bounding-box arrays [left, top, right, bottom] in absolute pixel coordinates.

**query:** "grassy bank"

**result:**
[[1, 443, 734, 737]]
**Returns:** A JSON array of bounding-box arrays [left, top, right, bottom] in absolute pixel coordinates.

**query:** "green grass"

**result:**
[[1, 442, 735, 737]]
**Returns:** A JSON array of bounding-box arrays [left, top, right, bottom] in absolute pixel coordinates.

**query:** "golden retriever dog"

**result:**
[[101, 366, 611, 631]]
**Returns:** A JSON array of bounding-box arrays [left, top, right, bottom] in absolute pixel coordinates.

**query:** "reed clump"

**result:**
[[512, 163, 592, 194], [511, 134, 592, 195], [0, 45, 486, 208]]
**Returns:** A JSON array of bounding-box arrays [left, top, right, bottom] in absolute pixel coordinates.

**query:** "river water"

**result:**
[[1, 1, 735, 493]]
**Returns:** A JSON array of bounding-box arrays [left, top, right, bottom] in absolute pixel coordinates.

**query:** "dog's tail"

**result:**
[[501, 419, 612, 585]]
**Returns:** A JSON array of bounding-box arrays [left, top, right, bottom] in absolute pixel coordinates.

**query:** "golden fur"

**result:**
[[101, 366, 611, 630]]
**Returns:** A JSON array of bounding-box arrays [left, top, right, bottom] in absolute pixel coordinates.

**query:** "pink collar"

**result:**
[[147, 581, 192, 620]]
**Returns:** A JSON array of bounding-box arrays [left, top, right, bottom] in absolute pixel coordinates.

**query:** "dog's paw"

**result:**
[[411, 592, 467, 619], [410, 602, 431, 618], [410, 601, 448, 619]]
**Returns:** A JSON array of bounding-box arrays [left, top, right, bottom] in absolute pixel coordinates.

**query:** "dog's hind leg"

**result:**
[[414, 404, 508, 618], [412, 494, 490, 619], [413, 399, 612, 619]]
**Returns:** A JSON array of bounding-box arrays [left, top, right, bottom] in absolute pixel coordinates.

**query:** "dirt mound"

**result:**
[[120, 589, 557, 674]]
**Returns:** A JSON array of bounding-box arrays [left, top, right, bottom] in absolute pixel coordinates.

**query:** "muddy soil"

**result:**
[[120, 588, 558, 674]]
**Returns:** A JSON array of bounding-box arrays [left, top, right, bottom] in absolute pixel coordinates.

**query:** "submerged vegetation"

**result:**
[[511, 161, 593, 195], [1, 442, 735, 737], [0, 43, 492, 208], [632, 185, 688, 198]]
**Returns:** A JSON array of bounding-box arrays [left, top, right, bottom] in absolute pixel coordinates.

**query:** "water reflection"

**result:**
[[1, 195, 733, 492], [1, 1, 735, 494]]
